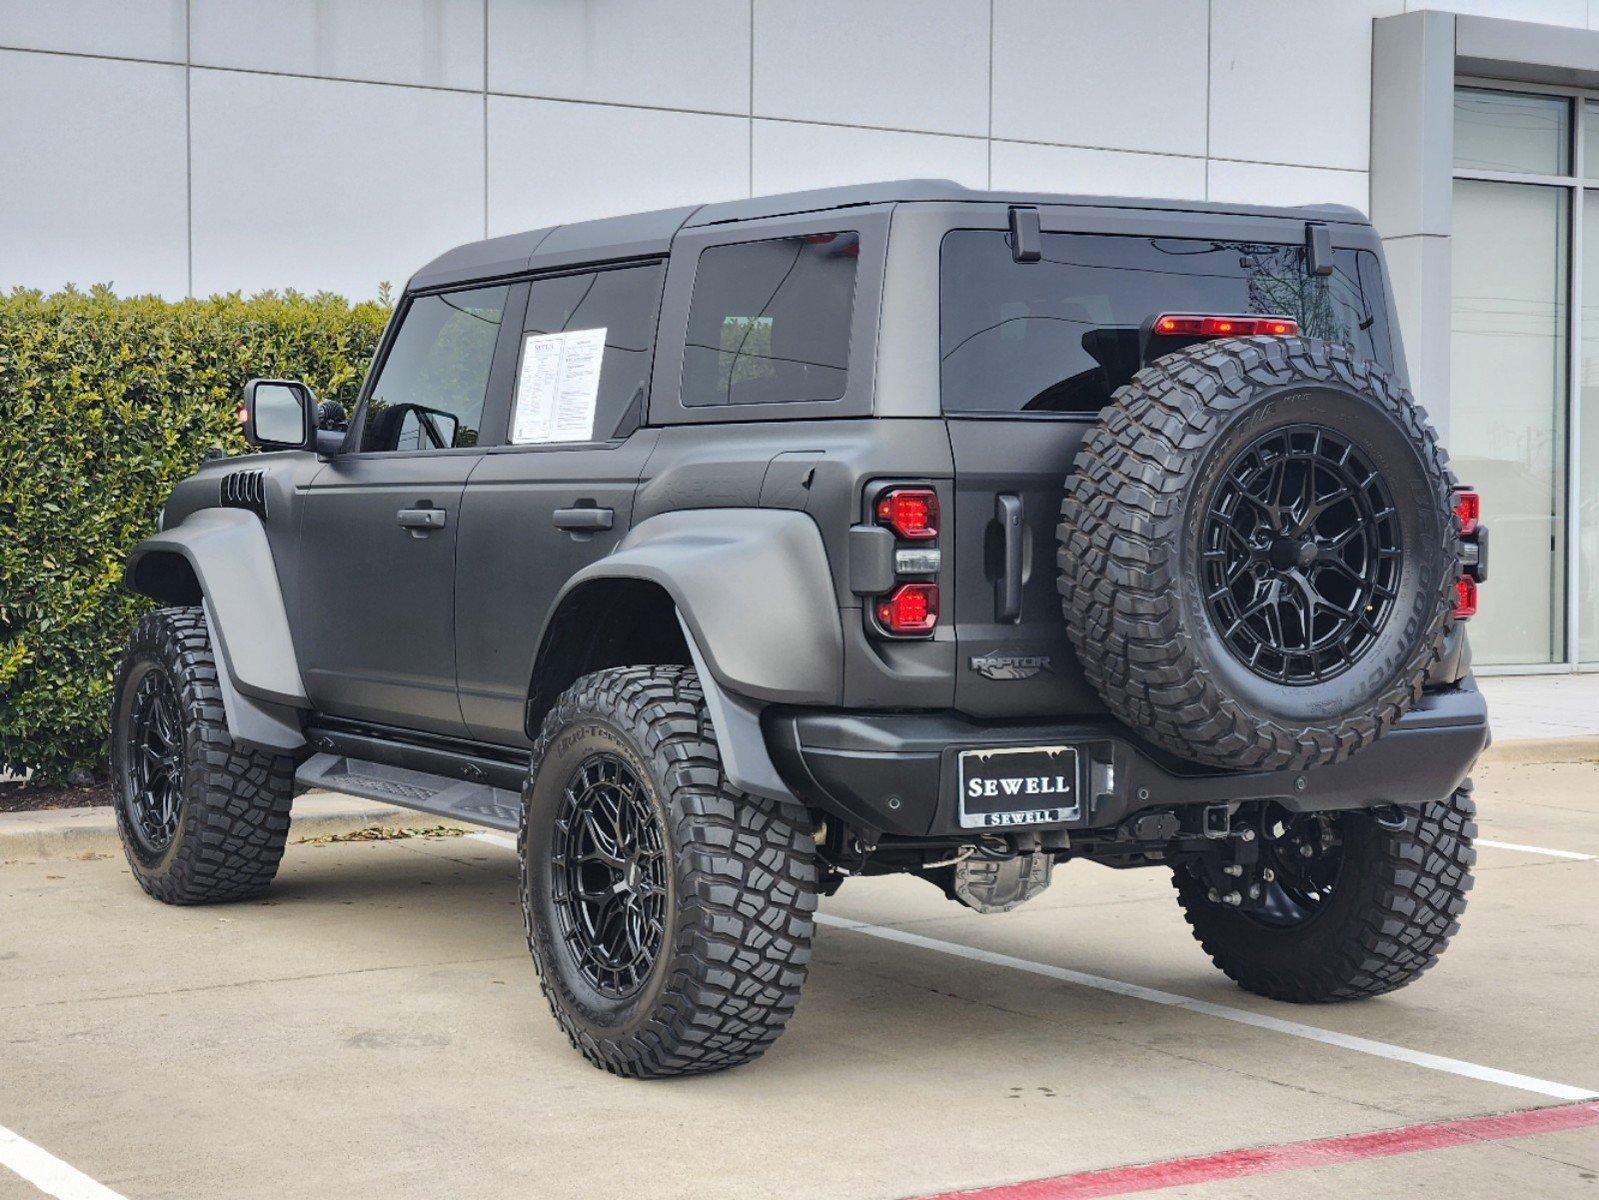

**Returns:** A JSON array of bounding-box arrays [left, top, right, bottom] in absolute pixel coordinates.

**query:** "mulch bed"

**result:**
[[0, 783, 113, 813]]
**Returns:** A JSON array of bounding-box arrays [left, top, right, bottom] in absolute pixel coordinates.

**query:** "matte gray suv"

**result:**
[[113, 181, 1489, 1078]]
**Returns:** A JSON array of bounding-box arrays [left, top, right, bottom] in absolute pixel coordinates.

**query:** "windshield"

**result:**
[[940, 230, 1394, 415]]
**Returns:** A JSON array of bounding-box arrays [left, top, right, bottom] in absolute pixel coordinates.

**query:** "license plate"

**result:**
[[957, 745, 1081, 829]]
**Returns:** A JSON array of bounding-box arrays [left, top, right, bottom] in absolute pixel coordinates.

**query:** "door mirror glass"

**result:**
[[242, 379, 314, 450]]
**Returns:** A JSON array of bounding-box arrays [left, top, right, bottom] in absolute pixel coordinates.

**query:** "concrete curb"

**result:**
[[1477, 737, 1599, 767], [0, 790, 417, 861]]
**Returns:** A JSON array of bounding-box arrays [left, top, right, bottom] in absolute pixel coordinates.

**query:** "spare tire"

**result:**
[[1057, 336, 1458, 772]]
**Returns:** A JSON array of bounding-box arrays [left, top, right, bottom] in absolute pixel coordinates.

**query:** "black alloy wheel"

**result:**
[[550, 752, 669, 998], [124, 665, 186, 855], [1201, 423, 1402, 686], [1246, 807, 1344, 929]]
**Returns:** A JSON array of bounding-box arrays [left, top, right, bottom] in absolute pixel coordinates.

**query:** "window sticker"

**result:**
[[510, 327, 607, 444]]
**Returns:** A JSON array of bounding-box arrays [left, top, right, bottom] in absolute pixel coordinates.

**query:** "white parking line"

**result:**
[[465, 831, 1595, 1101], [815, 915, 1599, 1103], [1477, 838, 1596, 862], [0, 1123, 126, 1200]]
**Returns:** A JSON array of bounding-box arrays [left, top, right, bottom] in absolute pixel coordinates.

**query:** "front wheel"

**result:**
[[520, 666, 817, 1078], [110, 607, 297, 904], [1173, 783, 1476, 1002]]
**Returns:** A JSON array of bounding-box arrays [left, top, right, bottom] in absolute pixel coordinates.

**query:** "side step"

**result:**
[[295, 753, 521, 833]]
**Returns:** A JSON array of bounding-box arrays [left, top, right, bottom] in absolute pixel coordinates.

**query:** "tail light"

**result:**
[[876, 583, 938, 635], [875, 487, 938, 540], [1152, 314, 1299, 338], [869, 483, 941, 637], [1451, 487, 1486, 620]]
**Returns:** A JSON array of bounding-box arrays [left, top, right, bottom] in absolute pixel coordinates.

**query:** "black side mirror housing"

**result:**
[[239, 380, 346, 454], [241, 379, 344, 454]]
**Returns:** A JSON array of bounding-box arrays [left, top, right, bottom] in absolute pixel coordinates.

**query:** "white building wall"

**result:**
[[1, 0, 1593, 300]]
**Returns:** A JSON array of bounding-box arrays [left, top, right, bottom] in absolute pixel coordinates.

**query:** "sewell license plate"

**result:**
[[957, 745, 1081, 829]]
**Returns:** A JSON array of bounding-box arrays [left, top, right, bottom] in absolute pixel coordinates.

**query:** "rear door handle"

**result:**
[[396, 506, 447, 534], [553, 506, 614, 532], [996, 493, 1024, 623]]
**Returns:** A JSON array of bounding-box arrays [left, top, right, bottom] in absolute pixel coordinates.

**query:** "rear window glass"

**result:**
[[681, 231, 859, 407], [940, 231, 1394, 415]]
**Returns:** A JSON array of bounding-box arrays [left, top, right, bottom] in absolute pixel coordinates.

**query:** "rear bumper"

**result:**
[[764, 681, 1489, 838]]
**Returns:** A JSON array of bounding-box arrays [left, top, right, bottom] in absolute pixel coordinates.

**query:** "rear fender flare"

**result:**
[[547, 508, 844, 708]]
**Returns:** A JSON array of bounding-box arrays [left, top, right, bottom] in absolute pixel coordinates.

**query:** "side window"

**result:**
[[360, 284, 509, 452], [681, 231, 859, 407], [510, 262, 664, 444]]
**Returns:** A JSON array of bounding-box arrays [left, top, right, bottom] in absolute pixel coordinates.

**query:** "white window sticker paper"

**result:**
[[511, 327, 607, 444]]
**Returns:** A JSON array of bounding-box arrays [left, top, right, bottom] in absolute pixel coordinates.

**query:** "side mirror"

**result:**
[[241, 379, 315, 451]]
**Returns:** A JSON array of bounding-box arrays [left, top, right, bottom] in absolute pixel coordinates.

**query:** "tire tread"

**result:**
[[113, 606, 296, 904], [1174, 784, 1477, 1001], [520, 665, 817, 1078]]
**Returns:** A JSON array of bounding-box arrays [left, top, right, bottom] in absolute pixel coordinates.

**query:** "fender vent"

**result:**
[[219, 469, 267, 518]]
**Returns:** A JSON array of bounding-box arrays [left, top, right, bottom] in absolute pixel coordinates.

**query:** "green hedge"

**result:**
[[0, 285, 391, 783]]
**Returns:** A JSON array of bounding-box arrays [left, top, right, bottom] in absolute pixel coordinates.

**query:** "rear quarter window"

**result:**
[[940, 231, 1394, 416], [681, 231, 860, 407]]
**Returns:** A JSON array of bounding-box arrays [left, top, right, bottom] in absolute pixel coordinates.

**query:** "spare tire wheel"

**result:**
[[1057, 336, 1459, 772]]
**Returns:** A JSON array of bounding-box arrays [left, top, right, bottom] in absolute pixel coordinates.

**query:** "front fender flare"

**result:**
[[550, 508, 843, 706], [125, 507, 307, 750]]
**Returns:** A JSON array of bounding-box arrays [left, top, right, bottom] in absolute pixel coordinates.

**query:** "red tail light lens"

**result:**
[[875, 583, 938, 635], [1153, 314, 1299, 338], [1453, 576, 1478, 619], [1453, 488, 1480, 536], [875, 487, 939, 540]]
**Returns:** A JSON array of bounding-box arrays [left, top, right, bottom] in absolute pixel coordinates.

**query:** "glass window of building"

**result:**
[[1452, 84, 1599, 669]]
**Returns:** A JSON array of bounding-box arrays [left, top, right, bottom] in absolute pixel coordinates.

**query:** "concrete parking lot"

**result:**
[[3, 746, 1597, 1199]]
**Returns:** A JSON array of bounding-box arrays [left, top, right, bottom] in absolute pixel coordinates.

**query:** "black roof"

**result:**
[[410, 178, 1367, 291]]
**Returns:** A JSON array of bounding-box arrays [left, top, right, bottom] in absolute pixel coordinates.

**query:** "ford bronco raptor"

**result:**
[[114, 181, 1489, 1078]]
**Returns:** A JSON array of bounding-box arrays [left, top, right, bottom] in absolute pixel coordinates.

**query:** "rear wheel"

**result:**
[[1173, 783, 1476, 1001], [520, 666, 817, 1078], [110, 607, 297, 904]]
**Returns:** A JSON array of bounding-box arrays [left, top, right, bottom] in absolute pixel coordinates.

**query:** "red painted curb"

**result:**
[[912, 1101, 1599, 1200]]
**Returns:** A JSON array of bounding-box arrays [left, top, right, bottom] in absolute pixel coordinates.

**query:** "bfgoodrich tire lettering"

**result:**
[[520, 665, 817, 1078], [110, 606, 297, 904], [1058, 336, 1459, 772], [1173, 784, 1476, 1001]]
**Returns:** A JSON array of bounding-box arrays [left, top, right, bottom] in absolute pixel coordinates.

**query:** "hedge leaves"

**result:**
[[0, 286, 389, 782]]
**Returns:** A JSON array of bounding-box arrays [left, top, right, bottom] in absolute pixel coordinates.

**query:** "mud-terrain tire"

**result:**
[[1174, 784, 1476, 1001], [520, 665, 817, 1078], [110, 606, 297, 904], [1058, 336, 1458, 772]]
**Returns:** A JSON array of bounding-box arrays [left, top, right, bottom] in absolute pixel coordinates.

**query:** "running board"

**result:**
[[295, 752, 521, 833]]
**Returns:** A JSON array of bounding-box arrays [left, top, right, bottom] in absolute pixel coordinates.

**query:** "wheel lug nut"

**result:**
[[1222, 864, 1243, 876]]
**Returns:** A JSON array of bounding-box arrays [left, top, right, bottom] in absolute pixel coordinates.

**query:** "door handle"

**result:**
[[996, 493, 1024, 624], [396, 506, 447, 536], [553, 506, 614, 532]]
